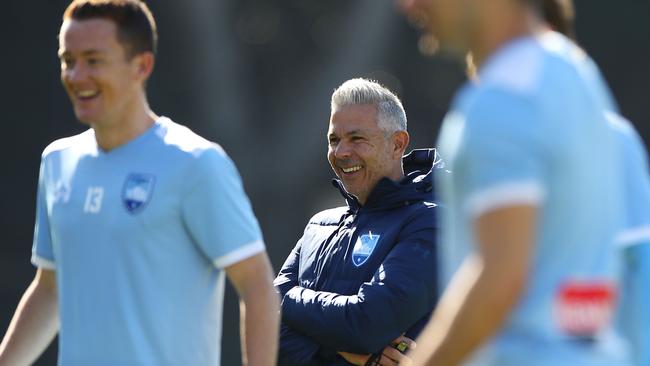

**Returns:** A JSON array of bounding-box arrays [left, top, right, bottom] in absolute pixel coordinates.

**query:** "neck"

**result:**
[[468, 3, 540, 68], [93, 93, 158, 151], [357, 168, 405, 206], [388, 168, 405, 183]]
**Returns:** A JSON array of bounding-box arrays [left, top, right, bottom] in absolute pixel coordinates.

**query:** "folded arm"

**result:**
[[281, 218, 437, 354], [274, 240, 332, 365]]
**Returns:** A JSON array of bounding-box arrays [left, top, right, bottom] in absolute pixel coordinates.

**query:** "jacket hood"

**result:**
[[332, 148, 442, 211]]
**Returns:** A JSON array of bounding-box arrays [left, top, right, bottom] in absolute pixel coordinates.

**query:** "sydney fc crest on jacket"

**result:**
[[352, 232, 381, 266]]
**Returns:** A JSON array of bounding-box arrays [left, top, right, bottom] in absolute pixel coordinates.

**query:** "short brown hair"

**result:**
[[63, 0, 158, 58], [541, 0, 575, 39]]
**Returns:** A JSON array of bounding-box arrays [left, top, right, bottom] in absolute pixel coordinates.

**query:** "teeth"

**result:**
[[342, 166, 361, 173], [77, 90, 98, 98]]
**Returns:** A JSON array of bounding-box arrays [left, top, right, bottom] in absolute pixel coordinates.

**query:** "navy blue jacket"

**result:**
[[274, 149, 441, 365]]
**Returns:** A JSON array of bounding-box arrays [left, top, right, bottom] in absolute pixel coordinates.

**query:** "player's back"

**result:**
[[608, 112, 650, 366], [437, 32, 629, 365]]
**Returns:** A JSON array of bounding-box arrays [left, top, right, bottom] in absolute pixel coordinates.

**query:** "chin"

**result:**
[[346, 187, 363, 199], [73, 109, 98, 125], [341, 182, 356, 195], [74, 116, 94, 126]]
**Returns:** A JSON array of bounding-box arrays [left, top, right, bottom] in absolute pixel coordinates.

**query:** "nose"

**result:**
[[62, 62, 88, 84], [334, 140, 353, 159]]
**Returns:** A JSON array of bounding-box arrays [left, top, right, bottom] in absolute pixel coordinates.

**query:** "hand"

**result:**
[[338, 335, 416, 365]]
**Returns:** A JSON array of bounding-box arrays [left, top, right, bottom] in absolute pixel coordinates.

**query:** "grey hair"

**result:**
[[331, 78, 407, 133]]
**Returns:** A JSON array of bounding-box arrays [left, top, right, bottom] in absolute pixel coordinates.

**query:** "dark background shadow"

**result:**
[[1, 0, 648, 364]]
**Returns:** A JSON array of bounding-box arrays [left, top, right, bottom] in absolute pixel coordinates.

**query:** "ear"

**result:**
[[132, 51, 155, 83], [392, 130, 410, 159]]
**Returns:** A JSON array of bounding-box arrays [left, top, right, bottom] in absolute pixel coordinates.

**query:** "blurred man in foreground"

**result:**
[[0, 1, 278, 365], [274, 78, 440, 365], [399, 0, 631, 365]]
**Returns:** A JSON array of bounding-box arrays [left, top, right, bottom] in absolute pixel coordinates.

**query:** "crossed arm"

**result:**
[[275, 218, 437, 363]]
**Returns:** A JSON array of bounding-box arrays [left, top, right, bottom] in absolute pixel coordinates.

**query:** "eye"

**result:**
[[351, 136, 365, 142], [60, 57, 74, 69], [87, 57, 101, 66], [328, 137, 339, 146]]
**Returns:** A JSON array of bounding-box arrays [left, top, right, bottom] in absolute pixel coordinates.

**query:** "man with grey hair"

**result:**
[[331, 78, 408, 133], [274, 78, 440, 365]]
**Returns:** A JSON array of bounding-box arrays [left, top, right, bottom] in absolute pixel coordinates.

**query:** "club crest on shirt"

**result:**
[[122, 173, 156, 214], [352, 231, 381, 267]]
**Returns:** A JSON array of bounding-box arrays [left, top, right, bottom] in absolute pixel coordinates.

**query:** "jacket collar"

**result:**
[[332, 148, 441, 212]]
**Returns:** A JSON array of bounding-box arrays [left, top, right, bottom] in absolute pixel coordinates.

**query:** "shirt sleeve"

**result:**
[[458, 89, 546, 218], [608, 114, 650, 247], [181, 146, 264, 269], [607, 114, 650, 366], [31, 159, 56, 270]]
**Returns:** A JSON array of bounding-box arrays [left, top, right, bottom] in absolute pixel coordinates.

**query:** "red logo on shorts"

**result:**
[[554, 281, 616, 337]]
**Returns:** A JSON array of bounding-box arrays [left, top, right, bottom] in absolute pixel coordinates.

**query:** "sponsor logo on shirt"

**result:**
[[352, 231, 380, 267], [553, 280, 616, 338], [122, 173, 156, 214]]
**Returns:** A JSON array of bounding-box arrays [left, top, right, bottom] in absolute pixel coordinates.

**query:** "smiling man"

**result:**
[[0, 1, 279, 365], [274, 78, 440, 365]]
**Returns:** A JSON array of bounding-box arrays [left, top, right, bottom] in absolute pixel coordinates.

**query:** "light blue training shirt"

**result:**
[[607, 112, 650, 366], [32, 117, 265, 365], [436, 32, 630, 365]]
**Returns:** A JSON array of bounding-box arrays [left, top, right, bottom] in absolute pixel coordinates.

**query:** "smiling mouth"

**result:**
[[75, 89, 99, 101], [341, 166, 362, 174]]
